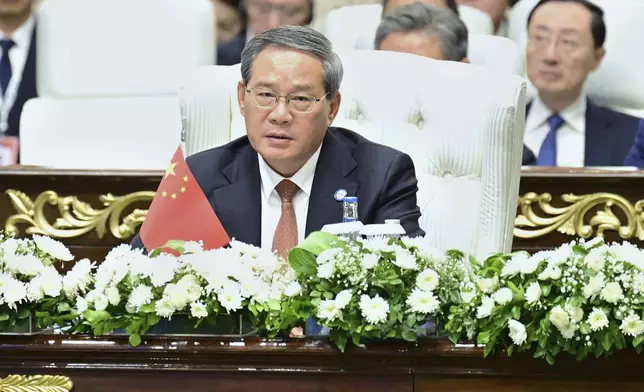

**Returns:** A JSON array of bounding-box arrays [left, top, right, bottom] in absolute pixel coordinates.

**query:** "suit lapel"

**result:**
[[211, 146, 262, 247], [584, 101, 614, 166], [305, 130, 359, 236]]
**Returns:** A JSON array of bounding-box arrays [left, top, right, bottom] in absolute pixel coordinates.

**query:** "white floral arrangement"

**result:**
[[72, 239, 300, 346], [0, 231, 79, 330], [266, 232, 471, 351], [444, 237, 644, 364]]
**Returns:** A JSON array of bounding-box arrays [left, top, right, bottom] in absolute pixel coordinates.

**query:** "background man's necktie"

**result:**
[[0, 39, 15, 97], [272, 179, 300, 260], [536, 114, 565, 166]]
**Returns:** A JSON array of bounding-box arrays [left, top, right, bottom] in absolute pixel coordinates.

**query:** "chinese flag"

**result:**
[[140, 145, 230, 252]]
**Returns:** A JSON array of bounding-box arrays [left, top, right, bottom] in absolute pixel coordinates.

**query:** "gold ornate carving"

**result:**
[[0, 375, 72, 391], [515, 192, 644, 240], [4, 190, 154, 240]]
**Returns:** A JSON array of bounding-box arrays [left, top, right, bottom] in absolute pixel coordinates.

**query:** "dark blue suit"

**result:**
[[132, 126, 424, 249], [522, 100, 640, 166], [217, 33, 245, 66], [624, 120, 644, 168], [5, 26, 37, 139]]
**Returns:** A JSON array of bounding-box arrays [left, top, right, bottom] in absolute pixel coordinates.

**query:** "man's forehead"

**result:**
[[531, 2, 593, 29], [250, 48, 325, 89]]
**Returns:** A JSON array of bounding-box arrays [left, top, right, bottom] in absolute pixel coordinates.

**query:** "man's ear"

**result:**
[[590, 47, 606, 72], [237, 80, 246, 116], [327, 91, 342, 125]]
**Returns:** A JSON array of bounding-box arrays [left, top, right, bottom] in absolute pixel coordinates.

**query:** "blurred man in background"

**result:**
[[523, 0, 639, 167], [217, 0, 313, 65], [214, 0, 245, 43], [382, 0, 459, 16], [375, 3, 469, 62], [0, 0, 36, 165]]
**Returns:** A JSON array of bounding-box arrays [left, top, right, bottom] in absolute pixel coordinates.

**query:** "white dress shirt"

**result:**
[[258, 147, 321, 249], [0, 16, 35, 131], [524, 96, 587, 167]]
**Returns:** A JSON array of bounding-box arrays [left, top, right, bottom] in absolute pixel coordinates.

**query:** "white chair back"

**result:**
[[508, 0, 644, 117], [19, 0, 215, 170], [180, 51, 527, 259]]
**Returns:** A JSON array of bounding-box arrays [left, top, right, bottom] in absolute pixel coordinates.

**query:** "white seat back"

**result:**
[[508, 0, 644, 117], [19, 0, 215, 169], [180, 51, 527, 259]]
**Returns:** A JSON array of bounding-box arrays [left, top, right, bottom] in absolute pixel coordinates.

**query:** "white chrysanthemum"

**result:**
[[406, 288, 440, 314], [501, 253, 526, 276], [183, 241, 203, 254], [620, 314, 644, 337], [317, 299, 341, 321], [359, 294, 390, 324], [567, 305, 584, 323], [284, 281, 302, 297], [93, 294, 109, 311], [525, 282, 542, 305], [416, 268, 439, 292], [559, 323, 576, 339], [33, 235, 73, 261], [105, 286, 121, 306], [177, 275, 202, 303], [26, 278, 44, 302], [62, 259, 95, 298], [155, 297, 175, 318], [460, 288, 476, 303], [39, 266, 63, 297], [492, 287, 513, 305], [538, 265, 562, 281], [316, 248, 341, 265], [477, 277, 499, 294], [362, 237, 394, 253], [612, 242, 644, 270], [588, 308, 609, 332], [317, 262, 335, 279], [1, 277, 27, 309], [190, 301, 208, 318], [335, 289, 352, 309], [361, 253, 380, 270], [0, 238, 20, 257], [164, 283, 189, 311], [76, 297, 88, 314], [508, 319, 527, 345], [633, 273, 644, 294], [600, 282, 624, 304], [149, 254, 181, 287], [585, 246, 608, 272], [549, 305, 570, 330], [476, 296, 495, 319], [5, 254, 45, 277], [219, 283, 243, 312], [251, 281, 271, 304], [520, 255, 540, 275], [583, 273, 605, 298], [393, 248, 418, 270], [128, 285, 154, 309]]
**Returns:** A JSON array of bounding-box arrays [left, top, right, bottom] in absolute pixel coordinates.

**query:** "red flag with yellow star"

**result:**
[[139, 145, 230, 252]]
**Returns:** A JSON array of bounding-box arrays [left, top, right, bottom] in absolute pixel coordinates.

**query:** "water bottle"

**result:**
[[342, 196, 358, 222]]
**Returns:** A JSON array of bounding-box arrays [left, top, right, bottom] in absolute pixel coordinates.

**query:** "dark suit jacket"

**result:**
[[624, 119, 644, 167], [132, 127, 424, 249], [5, 25, 37, 138], [522, 100, 640, 166], [216, 32, 245, 66]]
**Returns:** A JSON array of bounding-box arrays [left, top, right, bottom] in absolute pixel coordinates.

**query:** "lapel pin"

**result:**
[[334, 189, 347, 201]]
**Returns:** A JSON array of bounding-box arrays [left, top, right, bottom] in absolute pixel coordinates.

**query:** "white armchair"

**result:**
[[180, 51, 527, 259], [324, 4, 494, 52], [19, 0, 215, 170], [323, 4, 522, 75], [508, 0, 644, 117]]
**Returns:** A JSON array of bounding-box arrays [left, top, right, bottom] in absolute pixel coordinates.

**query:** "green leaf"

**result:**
[[0, 314, 9, 321], [351, 333, 361, 347], [310, 290, 321, 297], [268, 300, 281, 311], [545, 353, 555, 365], [405, 314, 417, 328], [507, 344, 514, 357], [83, 310, 111, 323], [129, 333, 142, 347], [57, 302, 71, 313], [402, 330, 417, 342], [601, 333, 612, 352], [146, 314, 161, 326], [633, 335, 644, 348], [323, 292, 334, 300], [289, 231, 338, 274], [483, 342, 495, 357], [506, 281, 523, 301], [511, 306, 521, 320], [16, 308, 30, 319], [332, 329, 349, 352]]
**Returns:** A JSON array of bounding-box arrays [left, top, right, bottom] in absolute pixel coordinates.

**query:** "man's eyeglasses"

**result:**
[[245, 87, 328, 114]]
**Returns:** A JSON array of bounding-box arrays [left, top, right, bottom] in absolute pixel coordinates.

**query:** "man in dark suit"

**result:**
[[0, 0, 37, 165], [521, 0, 639, 167], [217, 0, 313, 66], [134, 25, 424, 258], [624, 120, 644, 168]]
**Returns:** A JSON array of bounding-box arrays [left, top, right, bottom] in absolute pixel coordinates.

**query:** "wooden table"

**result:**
[[2, 166, 644, 260], [0, 335, 642, 391]]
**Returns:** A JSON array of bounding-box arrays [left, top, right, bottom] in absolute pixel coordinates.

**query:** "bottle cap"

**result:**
[[343, 196, 358, 203]]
